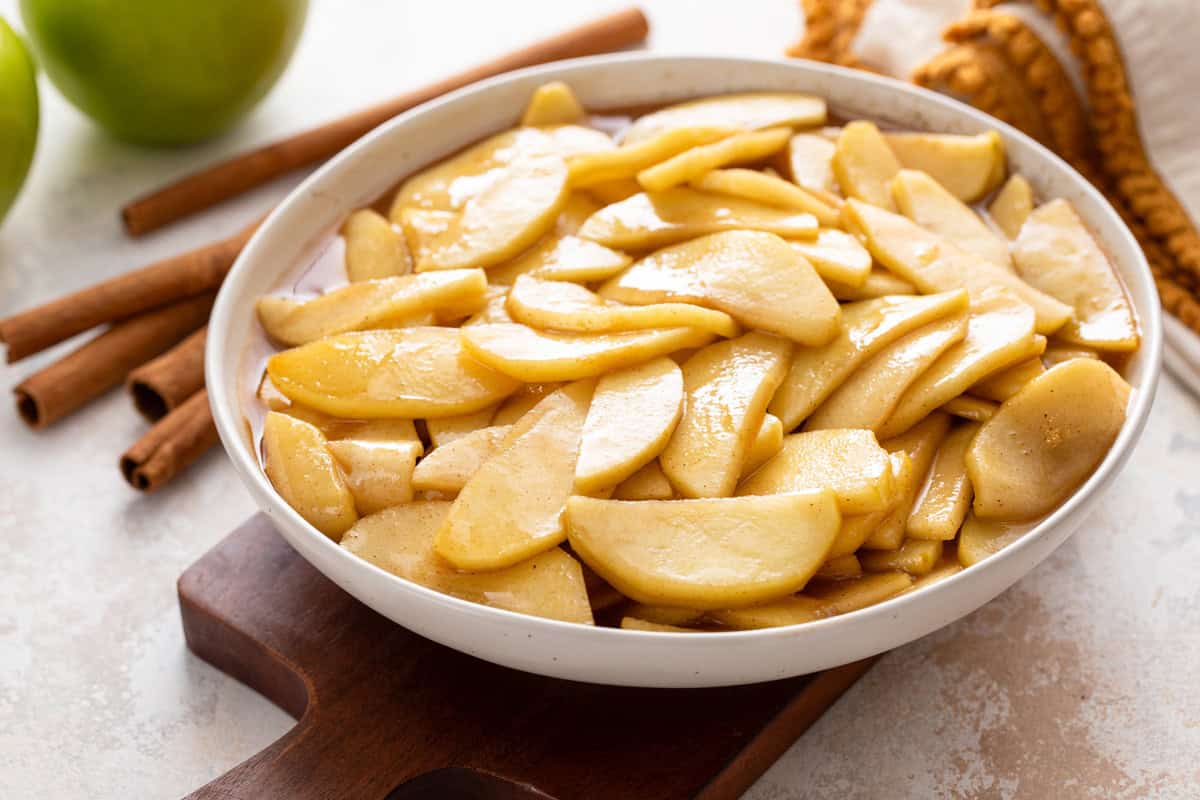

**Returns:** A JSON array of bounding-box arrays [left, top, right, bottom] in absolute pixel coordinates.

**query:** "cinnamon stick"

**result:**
[[15, 293, 214, 428], [127, 326, 207, 421], [0, 219, 257, 362], [120, 389, 219, 492], [120, 6, 650, 236]]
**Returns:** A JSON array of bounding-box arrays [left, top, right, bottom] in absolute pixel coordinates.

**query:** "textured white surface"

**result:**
[[0, 0, 1197, 797]]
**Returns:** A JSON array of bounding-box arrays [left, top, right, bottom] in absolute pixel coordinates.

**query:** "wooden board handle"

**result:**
[[122, 7, 650, 236]]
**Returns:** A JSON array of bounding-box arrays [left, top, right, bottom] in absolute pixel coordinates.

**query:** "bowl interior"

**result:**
[[206, 54, 1161, 687]]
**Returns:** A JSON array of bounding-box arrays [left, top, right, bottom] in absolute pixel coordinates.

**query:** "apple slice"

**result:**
[[741, 413, 784, 479], [907, 421, 979, 541], [941, 395, 997, 423], [391, 126, 611, 215], [844, 198, 1073, 334], [876, 290, 1040, 439], [505, 274, 739, 337], [343, 502, 593, 624], [267, 327, 521, 419], [891, 169, 1012, 268], [435, 383, 592, 570], [575, 357, 684, 494], [461, 323, 714, 382], [662, 332, 793, 498], [738, 429, 895, 514], [902, 555, 964, 593], [970, 357, 1045, 402], [782, 132, 839, 197], [621, 92, 826, 143], [864, 413, 952, 550], [491, 383, 561, 426], [825, 269, 916, 301], [567, 127, 732, 187], [966, 358, 1130, 520], [637, 127, 792, 192], [883, 130, 1005, 203], [598, 230, 839, 345], [805, 310, 968, 432], [832, 121, 902, 210], [565, 490, 840, 609], [411, 425, 513, 494], [327, 438, 421, 515], [1012, 199, 1140, 351], [425, 405, 497, 447], [769, 290, 970, 430], [787, 228, 872, 287], [520, 81, 586, 126], [576, 187, 818, 250], [620, 618, 695, 632], [613, 460, 675, 500], [860, 539, 943, 576], [957, 513, 1030, 567], [341, 209, 412, 282], [815, 553, 863, 581], [691, 168, 840, 226], [710, 571, 913, 629], [262, 412, 357, 540], [989, 174, 1033, 239], [256, 269, 487, 346], [417, 155, 569, 271]]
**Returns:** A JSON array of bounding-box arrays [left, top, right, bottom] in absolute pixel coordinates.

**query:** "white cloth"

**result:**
[[852, 0, 1200, 397]]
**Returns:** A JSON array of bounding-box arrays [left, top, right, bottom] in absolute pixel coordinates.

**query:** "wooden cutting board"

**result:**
[[178, 514, 877, 799]]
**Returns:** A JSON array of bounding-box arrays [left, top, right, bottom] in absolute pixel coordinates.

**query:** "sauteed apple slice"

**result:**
[[844, 199, 1073, 334], [566, 127, 732, 187], [786, 228, 872, 287], [574, 358, 684, 494], [425, 406, 497, 447], [738, 429, 895, 514], [710, 571, 913, 630], [661, 332, 793, 498], [341, 209, 412, 281], [860, 539, 943, 576], [883, 130, 1005, 203], [957, 513, 1028, 567], [907, 421, 980, 541], [411, 425, 513, 494], [782, 131, 839, 198], [599, 230, 838, 345], [832, 121, 902, 211], [770, 290, 969, 429], [520, 81, 587, 126], [506, 274, 740, 337], [825, 269, 917, 301], [491, 383, 561, 426], [267, 327, 521, 418], [966, 358, 1131, 521], [989, 174, 1033, 239], [891, 169, 1012, 269], [256, 269, 488, 346], [864, 413, 952, 550], [741, 413, 784, 478], [805, 310, 969, 432], [435, 383, 592, 570], [613, 459, 675, 501], [565, 490, 840, 609], [1012, 199, 1140, 351], [877, 290, 1039, 439], [262, 412, 357, 539], [327, 438, 421, 515], [970, 357, 1045, 402], [637, 127, 792, 192], [462, 323, 715, 382], [416, 155, 569, 271], [620, 92, 826, 144], [690, 168, 840, 226], [576, 188, 818, 250], [342, 502, 593, 624]]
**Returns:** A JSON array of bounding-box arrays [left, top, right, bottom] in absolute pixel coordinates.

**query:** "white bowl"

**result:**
[[207, 54, 1162, 688]]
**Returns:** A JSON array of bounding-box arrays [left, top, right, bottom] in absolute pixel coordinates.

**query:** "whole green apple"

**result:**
[[0, 15, 38, 225], [20, 0, 308, 146]]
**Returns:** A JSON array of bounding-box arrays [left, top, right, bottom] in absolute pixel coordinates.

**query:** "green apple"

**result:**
[[0, 15, 38, 225], [20, 0, 308, 146]]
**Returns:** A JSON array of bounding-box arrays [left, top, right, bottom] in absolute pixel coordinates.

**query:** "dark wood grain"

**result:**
[[179, 514, 876, 799]]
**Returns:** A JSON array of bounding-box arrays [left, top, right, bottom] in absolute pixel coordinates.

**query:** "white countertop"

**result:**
[[1, 1, 1198, 797]]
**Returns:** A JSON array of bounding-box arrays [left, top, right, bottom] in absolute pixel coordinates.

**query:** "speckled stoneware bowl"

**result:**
[[207, 54, 1162, 688]]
